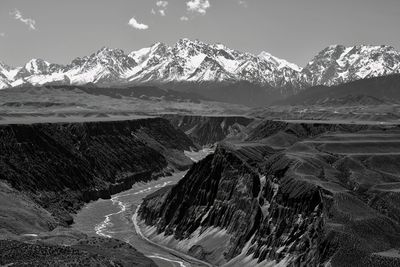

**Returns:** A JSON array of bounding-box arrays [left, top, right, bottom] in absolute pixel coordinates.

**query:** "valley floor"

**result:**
[[73, 149, 214, 267]]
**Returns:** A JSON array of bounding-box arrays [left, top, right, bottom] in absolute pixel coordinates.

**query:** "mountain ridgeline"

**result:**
[[1, 39, 400, 107], [275, 74, 400, 106]]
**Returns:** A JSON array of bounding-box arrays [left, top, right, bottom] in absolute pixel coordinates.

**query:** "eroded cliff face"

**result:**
[[0, 118, 195, 232], [162, 114, 254, 146], [138, 121, 400, 266], [139, 144, 265, 264]]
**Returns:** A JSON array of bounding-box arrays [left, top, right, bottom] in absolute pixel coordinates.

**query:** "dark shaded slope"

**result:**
[[162, 114, 254, 146], [275, 74, 400, 106], [164, 81, 289, 107], [43, 84, 206, 103], [245, 119, 374, 145], [139, 143, 266, 264], [138, 121, 400, 266], [0, 118, 194, 231]]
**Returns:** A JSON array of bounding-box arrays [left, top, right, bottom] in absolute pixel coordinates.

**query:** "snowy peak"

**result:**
[[0, 63, 11, 89], [126, 38, 303, 86], [302, 44, 400, 86], [129, 42, 167, 64], [24, 59, 51, 75], [258, 51, 302, 72], [1, 40, 400, 91], [71, 47, 137, 71], [62, 47, 139, 85], [0, 61, 12, 72]]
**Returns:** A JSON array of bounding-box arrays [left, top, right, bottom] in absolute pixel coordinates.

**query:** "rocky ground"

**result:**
[[138, 120, 400, 266], [0, 228, 156, 266]]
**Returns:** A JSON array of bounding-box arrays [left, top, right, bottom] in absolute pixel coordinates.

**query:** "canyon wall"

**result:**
[[162, 114, 254, 146], [139, 120, 400, 266], [0, 117, 195, 234]]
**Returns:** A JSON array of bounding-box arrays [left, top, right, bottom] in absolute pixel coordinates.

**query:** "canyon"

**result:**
[[1, 114, 400, 266], [138, 119, 400, 266], [2, 3, 400, 266], [0, 117, 195, 266]]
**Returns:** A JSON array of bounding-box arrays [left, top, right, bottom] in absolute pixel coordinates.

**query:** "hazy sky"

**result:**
[[1, 0, 400, 67]]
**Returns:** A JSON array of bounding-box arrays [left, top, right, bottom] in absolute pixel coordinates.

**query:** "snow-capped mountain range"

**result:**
[[302, 44, 400, 86], [1, 39, 400, 90]]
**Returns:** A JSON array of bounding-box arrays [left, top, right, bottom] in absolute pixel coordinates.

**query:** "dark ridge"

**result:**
[[274, 74, 400, 106], [162, 114, 254, 146], [162, 81, 291, 107], [245, 119, 381, 142], [44, 84, 207, 103], [138, 120, 400, 266], [139, 143, 268, 261], [0, 117, 194, 230]]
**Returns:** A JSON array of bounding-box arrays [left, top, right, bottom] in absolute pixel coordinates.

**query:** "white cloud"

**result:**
[[187, 0, 211, 15], [180, 16, 189, 21], [10, 9, 36, 30], [0, 33, 5, 37], [128, 17, 149, 30], [238, 0, 248, 7], [156, 1, 168, 8], [153, 1, 168, 16]]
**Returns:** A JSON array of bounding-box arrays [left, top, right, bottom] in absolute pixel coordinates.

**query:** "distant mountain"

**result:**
[[1, 39, 400, 105], [127, 39, 303, 88], [0, 62, 16, 89], [302, 45, 400, 86], [0, 39, 303, 90], [275, 74, 400, 106]]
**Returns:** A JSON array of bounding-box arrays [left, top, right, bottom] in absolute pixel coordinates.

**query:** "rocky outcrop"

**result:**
[[162, 114, 253, 146], [139, 144, 264, 260], [0, 118, 195, 231], [138, 122, 400, 266]]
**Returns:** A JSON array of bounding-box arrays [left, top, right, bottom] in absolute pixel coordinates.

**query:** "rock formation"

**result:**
[[139, 120, 400, 266]]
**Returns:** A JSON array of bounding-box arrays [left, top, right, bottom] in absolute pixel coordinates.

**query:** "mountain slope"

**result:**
[[275, 74, 400, 106], [1, 40, 400, 105], [302, 45, 400, 86], [0, 39, 300, 90], [126, 39, 303, 89], [0, 118, 195, 229]]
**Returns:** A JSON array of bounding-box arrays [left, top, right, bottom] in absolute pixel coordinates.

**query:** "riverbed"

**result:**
[[72, 149, 213, 267]]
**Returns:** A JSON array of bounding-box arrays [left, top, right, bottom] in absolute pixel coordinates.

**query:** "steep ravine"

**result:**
[[0, 117, 195, 232], [0, 117, 198, 266], [138, 120, 400, 266], [162, 114, 254, 146]]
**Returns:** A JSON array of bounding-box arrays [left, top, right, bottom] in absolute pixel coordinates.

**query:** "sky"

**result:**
[[0, 0, 400, 67]]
